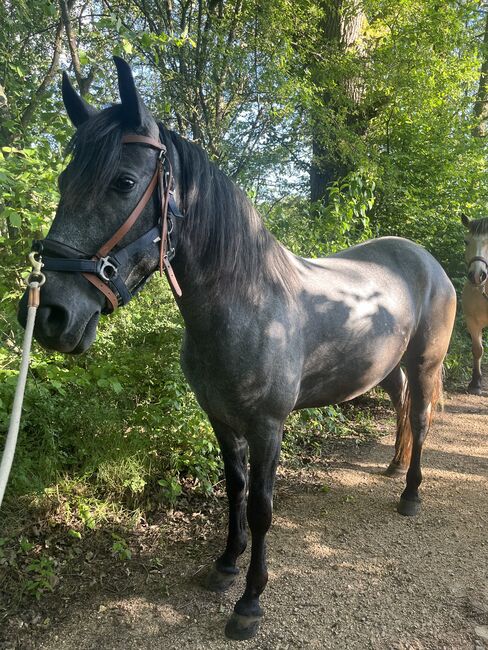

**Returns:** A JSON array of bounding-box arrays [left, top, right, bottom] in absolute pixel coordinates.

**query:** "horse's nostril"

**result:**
[[480, 271, 487, 283], [468, 271, 475, 284], [36, 304, 70, 338]]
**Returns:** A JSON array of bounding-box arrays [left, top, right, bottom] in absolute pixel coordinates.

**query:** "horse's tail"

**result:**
[[395, 379, 412, 468], [428, 365, 444, 433], [395, 365, 443, 468]]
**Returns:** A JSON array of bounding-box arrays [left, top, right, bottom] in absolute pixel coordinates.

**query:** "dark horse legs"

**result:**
[[205, 419, 248, 592], [206, 418, 283, 640], [226, 426, 282, 639], [397, 357, 442, 517]]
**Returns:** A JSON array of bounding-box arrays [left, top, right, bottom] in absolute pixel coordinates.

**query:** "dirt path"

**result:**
[[4, 389, 488, 650]]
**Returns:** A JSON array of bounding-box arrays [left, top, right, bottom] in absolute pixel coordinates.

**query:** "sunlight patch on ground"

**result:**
[[325, 468, 382, 488], [303, 532, 337, 560], [425, 467, 488, 484], [273, 516, 301, 530], [110, 598, 187, 626]]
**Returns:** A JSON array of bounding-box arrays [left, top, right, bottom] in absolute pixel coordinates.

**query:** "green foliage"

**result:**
[[1, 280, 223, 508], [265, 168, 375, 256], [24, 554, 57, 600], [111, 533, 132, 561]]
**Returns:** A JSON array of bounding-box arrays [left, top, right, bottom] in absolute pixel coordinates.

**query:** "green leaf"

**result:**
[[8, 212, 21, 228], [122, 39, 133, 54]]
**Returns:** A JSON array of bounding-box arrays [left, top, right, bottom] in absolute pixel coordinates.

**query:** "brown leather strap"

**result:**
[[163, 255, 182, 296], [82, 271, 119, 312], [87, 132, 182, 309], [159, 160, 171, 272], [122, 134, 166, 151], [97, 165, 159, 258]]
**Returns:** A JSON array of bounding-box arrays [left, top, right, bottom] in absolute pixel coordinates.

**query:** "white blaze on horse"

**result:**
[[461, 214, 488, 395]]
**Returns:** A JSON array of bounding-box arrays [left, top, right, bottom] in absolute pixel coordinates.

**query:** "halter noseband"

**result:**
[[467, 255, 488, 269], [32, 131, 183, 313]]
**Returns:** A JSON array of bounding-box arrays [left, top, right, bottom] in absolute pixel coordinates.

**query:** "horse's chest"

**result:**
[[180, 330, 300, 425]]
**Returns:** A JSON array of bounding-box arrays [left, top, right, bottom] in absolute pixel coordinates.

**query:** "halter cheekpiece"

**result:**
[[32, 128, 183, 313]]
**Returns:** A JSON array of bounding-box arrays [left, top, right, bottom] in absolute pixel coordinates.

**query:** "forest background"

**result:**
[[1, 0, 487, 526]]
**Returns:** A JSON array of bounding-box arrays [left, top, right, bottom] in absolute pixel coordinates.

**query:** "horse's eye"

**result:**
[[464, 239, 469, 245], [113, 176, 136, 192]]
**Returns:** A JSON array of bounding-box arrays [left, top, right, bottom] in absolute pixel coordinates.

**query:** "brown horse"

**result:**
[[461, 214, 488, 395]]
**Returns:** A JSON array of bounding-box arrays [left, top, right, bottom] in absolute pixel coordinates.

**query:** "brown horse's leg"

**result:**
[[205, 419, 248, 592], [467, 323, 483, 395], [381, 365, 411, 477], [225, 423, 282, 640]]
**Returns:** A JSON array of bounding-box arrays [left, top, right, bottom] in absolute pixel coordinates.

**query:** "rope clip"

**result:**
[[27, 251, 46, 288]]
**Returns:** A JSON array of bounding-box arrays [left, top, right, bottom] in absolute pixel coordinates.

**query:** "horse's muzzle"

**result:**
[[17, 274, 102, 354], [467, 267, 487, 286], [467, 256, 488, 286]]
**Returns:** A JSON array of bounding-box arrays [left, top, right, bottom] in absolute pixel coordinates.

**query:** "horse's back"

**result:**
[[293, 237, 456, 408]]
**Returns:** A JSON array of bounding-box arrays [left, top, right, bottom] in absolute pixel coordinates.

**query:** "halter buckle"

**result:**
[[98, 256, 118, 281]]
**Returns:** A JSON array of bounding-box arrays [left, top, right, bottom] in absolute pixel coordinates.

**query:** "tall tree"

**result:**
[[308, 0, 367, 202], [473, 4, 488, 137]]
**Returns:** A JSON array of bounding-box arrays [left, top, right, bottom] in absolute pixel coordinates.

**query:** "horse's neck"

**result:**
[[167, 132, 297, 327]]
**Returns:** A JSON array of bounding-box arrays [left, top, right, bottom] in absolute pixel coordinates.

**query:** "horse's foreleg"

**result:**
[[225, 424, 282, 641], [467, 323, 483, 395], [205, 419, 248, 592]]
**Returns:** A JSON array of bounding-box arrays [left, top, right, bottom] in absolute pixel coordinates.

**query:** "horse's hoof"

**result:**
[[397, 497, 421, 517], [467, 385, 482, 396], [384, 462, 407, 478], [203, 565, 238, 592], [225, 612, 262, 640]]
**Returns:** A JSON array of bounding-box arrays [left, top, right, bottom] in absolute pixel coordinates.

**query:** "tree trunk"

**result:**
[[473, 8, 488, 137], [310, 0, 365, 203]]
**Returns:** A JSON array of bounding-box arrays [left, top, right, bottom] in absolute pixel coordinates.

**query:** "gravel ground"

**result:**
[[2, 388, 487, 650]]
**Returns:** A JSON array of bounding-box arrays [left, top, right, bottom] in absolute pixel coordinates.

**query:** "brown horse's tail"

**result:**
[[395, 366, 443, 468]]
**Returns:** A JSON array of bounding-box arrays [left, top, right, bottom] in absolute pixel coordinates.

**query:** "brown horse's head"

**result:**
[[461, 214, 488, 287]]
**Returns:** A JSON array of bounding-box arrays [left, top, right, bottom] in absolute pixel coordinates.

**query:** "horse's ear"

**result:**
[[113, 56, 146, 129], [461, 213, 471, 229], [62, 72, 97, 128]]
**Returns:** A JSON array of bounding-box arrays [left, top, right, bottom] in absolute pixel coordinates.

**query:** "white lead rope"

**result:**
[[0, 254, 45, 509]]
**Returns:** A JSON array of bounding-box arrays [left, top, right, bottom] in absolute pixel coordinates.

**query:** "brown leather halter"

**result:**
[[36, 132, 182, 313]]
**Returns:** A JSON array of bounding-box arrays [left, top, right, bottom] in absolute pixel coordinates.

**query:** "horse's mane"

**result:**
[[468, 217, 488, 236], [61, 106, 297, 298], [162, 126, 297, 298]]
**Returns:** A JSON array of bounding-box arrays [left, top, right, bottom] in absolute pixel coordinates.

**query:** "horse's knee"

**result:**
[[472, 342, 483, 359]]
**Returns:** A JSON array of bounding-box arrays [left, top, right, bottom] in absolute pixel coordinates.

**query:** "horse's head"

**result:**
[[462, 214, 488, 287], [18, 58, 180, 353]]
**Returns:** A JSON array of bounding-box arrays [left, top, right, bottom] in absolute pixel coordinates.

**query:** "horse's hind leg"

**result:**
[[466, 321, 483, 395], [380, 364, 410, 477], [205, 418, 248, 593], [397, 357, 443, 517]]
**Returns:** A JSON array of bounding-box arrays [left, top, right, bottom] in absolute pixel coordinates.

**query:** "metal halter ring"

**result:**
[[98, 256, 119, 281]]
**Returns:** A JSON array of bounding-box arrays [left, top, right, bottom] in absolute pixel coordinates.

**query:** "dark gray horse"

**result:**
[[18, 58, 456, 640]]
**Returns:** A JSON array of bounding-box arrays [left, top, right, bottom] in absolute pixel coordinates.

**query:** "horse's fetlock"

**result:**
[[234, 598, 264, 619]]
